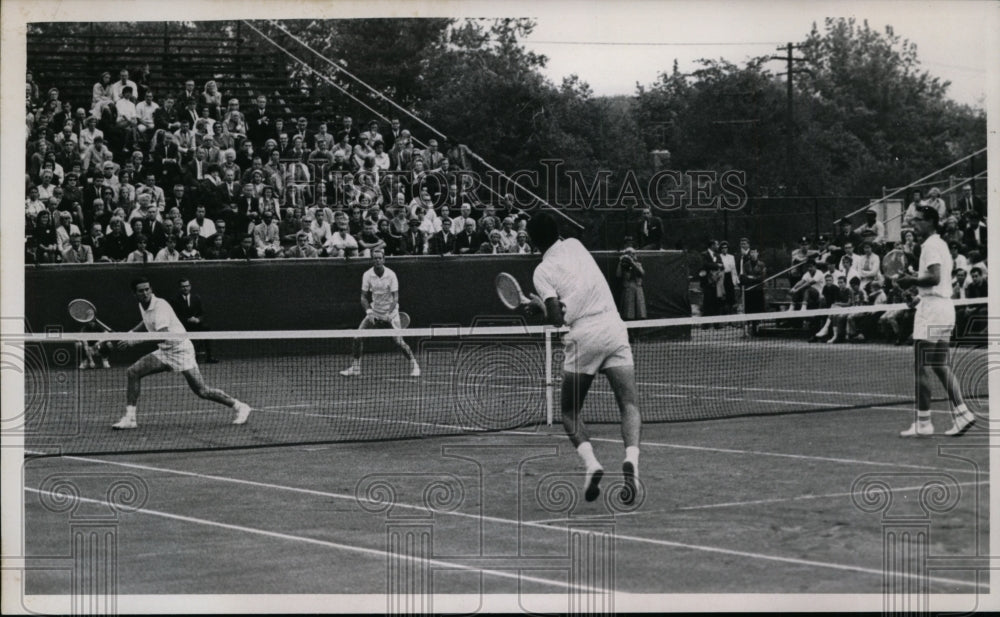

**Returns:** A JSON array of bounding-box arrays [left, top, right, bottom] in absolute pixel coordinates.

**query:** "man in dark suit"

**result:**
[[217, 169, 243, 229], [164, 183, 196, 221], [431, 217, 456, 255], [383, 118, 401, 152], [245, 94, 272, 151], [339, 116, 360, 146], [636, 207, 664, 250], [962, 210, 987, 251], [454, 219, 479, 254], [956, 184, 986, 220], [234, 184, 260, 235], [400, 217, 426, 255], [169, 278, 217, 363], [142, 206, 168, 255]]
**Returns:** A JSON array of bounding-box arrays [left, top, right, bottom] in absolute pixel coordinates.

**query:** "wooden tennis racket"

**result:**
[[495, 272, 529, 309], [882, 249, 909, 280], [67, 299, 112, 331]]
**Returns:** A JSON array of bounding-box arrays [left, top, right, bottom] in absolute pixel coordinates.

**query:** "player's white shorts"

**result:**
[[360, 311, 401, 330], [562, 313, 634, 376], [152, 340, 198, 372], [912, 296, 954, 342]]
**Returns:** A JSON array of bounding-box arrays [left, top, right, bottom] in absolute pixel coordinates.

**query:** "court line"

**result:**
[[28, 454, 986, 590], [22, 488, 607, 594], [675, 479, 990, 511], [587, 437, 985, 476]]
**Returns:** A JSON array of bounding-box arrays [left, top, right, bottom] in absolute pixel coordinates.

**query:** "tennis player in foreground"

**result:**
[[112, 277, 252, 429], [523, 213, 641, 504], [896, 205, 974, 437], [340, 247, 421, 377]]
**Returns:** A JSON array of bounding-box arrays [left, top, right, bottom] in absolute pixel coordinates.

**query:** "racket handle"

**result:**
[[95, 318, 113, 332]]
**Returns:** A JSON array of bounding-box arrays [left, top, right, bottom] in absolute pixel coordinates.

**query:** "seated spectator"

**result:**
[[253, 210, 282, 257], [229, 234, 258, 259], [84, 223, 110, 262], [125, 234, 153, 263], [819, 272, 837, 308], [901, 190, 923, 230], [899, 230, 920, 270], [326, 212, 359, 258], [25, 186, 45, 222], [154, 234, 181, 262], [55, 212, 81, 254], [455, 218, 478, 254], [499, 217, 517, 251], [952, 269, 968, 299], [949, 241, 970, 275], [61, 231, 93, 263], [478, 229, 506, 254], [813, 275, 851, 343], [834, 253, 856, 285], [201, 233, 226, 260], [879, 282, 915, 345], [958, 266, 988, 338], [284, 230, 320, 258], [956, 183, 985, 220], [512, 230, 533, 254], [856, 242, 881, 286], [940, 214, 964, 246], [789, 236, 812, 284], [186, 206, 217, 239], [308, 210, 332, 250], [399, 216, 426, 255], [924, 187, 946, 219], [790, 260, 824, 311], [854, 209, 885, 250], [376, 218, 400, 256], [829, 219, 860, 263], [847, 279, 888, 342], [91, 71, 114, 116], [966, 250, 987, 278], [431, 217, 456, 255], [962, 210, 987, 252], [102, 216, 129, 261]]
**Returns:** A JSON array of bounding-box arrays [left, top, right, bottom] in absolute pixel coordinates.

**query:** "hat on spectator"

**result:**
[[408, 216, 421, 225], [866, 209, 877, 217], [719, 240, 729, 248]]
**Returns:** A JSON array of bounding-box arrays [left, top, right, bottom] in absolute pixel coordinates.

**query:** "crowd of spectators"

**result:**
[[25, 70, 537, 264]]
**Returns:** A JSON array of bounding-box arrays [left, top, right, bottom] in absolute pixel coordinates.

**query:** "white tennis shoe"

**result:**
[[899, 421, 933, 437], [944, 412, 976, 437], [410, 361, 421, 377], [340, 364, 361, 377], [112, 415, 137, 430]]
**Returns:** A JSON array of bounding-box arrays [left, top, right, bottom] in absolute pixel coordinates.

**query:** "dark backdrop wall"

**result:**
[[25, 252, 689, 332]]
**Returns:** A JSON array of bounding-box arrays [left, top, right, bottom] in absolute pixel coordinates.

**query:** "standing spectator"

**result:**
[[740, 248, 767, 319], [698, 239, 721, 318], [636, 208, 664, 250], [201, 81, 222, 120], [617, 247, 646, 325], [135, 90, 159, 139], [170, 278, 218, 363], [177, 79, 198, 111], [735, 237, 751, 279], [245, 95, 272, 150], [718, 241, 738, 314]]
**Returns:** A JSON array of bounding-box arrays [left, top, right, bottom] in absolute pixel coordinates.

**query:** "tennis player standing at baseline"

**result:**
[[113, 277, 252, 429], [340, 247, 422, 377], [897, 205, 974, 437], [523, 213, 641, 504]]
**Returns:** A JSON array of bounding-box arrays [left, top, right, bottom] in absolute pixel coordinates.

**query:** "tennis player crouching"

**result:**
[[340, 247, 421, 377], [523, 213, 641, 504], [112, 277, 252, 429], [896, 205, 974, 437]]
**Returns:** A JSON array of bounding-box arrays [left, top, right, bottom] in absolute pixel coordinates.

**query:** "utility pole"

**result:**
[[771, 43, 807, 193]]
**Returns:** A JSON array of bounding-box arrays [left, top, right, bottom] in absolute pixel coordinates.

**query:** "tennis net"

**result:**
[[15, 298, 989, 456]]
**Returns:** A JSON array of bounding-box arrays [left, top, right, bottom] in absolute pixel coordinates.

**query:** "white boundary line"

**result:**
[[21, 488, 607, 594], [23, 454, 987, 590]]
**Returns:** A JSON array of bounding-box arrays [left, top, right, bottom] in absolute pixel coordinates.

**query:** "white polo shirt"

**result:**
[[362, 267, 399, 318], [139, 295, 186, 349], [918, 233, 953, 299], [533, 238, 617, 327]]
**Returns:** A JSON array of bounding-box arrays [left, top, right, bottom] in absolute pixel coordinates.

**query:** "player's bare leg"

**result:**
[[902, 340, 939, 437], [562, 371, 603, 501], [605, 365, 642, 504], [922, 340, 974, 436], [181, 367, 252, 424], [115, 354, 171, 429], [393, 335, 421, 377]]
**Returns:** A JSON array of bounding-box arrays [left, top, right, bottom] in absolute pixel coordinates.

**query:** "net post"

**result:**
[[544, 328, 554, 426]]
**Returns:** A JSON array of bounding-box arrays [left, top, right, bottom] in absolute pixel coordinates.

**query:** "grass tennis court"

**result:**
[[20, 325, 990, 601]]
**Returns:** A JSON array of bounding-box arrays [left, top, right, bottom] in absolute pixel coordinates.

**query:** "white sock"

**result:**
[[955, 403, 970, 417], [577, 442, 600, 469], [625, 446, 639, 467], [916, 411, 932, 424], [125, 405, 137, 418]]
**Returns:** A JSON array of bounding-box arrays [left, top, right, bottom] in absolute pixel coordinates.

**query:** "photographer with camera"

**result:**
[[616, 246, 646, 322]]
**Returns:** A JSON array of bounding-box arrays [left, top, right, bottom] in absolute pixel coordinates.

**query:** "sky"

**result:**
[[519, 1, 994, 108]]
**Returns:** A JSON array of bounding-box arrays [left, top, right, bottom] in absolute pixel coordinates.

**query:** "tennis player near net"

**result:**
[[340, 247, 422, 377], [523, 213, 641, 504], [112, 277, 252, 429], [897, 205, 974, 437]]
